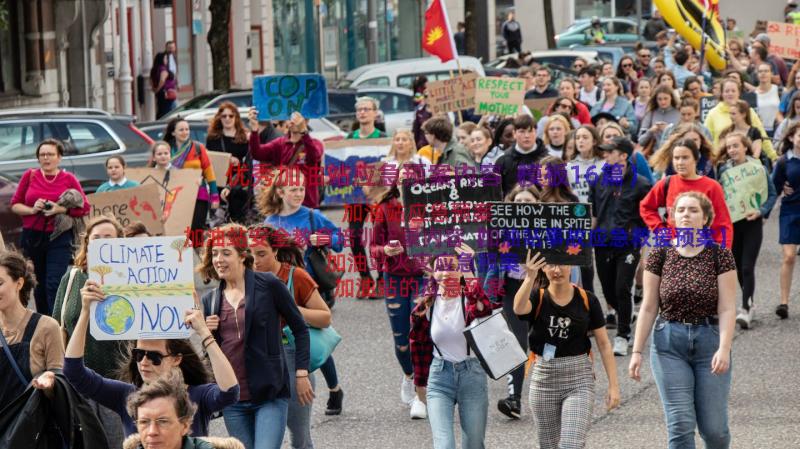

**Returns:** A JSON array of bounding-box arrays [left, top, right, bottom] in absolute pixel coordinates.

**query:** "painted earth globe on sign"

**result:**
[[95, 295, 135, 335]]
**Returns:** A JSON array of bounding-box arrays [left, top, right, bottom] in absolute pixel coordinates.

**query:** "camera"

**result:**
[[43, 202, 53, 211]]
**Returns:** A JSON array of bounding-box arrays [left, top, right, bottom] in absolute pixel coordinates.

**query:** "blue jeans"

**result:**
[[426, 358, 488, 449], [650, 318, 732, 449], [284, 342, 315, 449], [21, 229, 73, 316], [223, 398, 290, 449], [383, 273, 421, 376]]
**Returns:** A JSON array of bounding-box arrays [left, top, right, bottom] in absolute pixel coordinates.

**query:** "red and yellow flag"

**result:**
[[422, 0, 457, 63]]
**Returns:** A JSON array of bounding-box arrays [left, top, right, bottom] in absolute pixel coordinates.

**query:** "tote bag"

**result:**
[[463, 309, 527, 380]]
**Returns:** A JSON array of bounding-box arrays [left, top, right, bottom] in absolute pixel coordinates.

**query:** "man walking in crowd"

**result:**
[[589, 137, 651, 356], [524, 67, 558, 100], [502, 10, 523, 54], [347, 97, 386, 299]]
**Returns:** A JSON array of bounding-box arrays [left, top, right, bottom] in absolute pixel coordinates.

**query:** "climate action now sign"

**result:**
[[474, 77, 525, 116]]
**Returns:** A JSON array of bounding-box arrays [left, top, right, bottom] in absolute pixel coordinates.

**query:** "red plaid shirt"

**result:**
[[409, 281, 495, 387]]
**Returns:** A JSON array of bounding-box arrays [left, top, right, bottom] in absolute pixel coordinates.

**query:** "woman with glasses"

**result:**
[[206, 101, 254, 225], [615, 56, 641, 99], [537, 97, 581, 137], [63, 268, 240, 438], [557, 78, 592, 124], [11, 139, 90, 316]]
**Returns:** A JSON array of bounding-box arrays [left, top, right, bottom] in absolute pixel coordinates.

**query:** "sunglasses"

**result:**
[[220, 114, 235, 118], [622, 63, 633, 68], [132, 348, 172, 365]]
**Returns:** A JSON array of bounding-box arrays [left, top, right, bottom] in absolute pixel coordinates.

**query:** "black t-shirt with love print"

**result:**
[[519, 286, 606, 358]]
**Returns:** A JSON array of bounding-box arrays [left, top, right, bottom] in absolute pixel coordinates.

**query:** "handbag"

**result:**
[[59, 267, 79, 346], [165, 88, 177, 101], [462, 309, 528, 380], [282, 266, 342, 372], [306, 210, 343, 292]]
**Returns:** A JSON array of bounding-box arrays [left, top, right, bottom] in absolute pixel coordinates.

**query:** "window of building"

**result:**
[[0, 0, 20, 94]]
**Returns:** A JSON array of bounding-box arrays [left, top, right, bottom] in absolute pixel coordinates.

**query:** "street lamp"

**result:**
[[117, 0, 133, 114]]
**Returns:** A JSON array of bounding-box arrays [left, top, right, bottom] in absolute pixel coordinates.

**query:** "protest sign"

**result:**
[[207, 151, 232, 187], [699, 96, 719, 123], [426, 73, 478, 114], [402, 174, 503, 256], [87, 236, 194, 340], [718, 159, 768, 223], [766, 21, 800, 60], [127, 168, 200, 237], [253, 74, 329, 121], [487, 202, 593, 266], [524, 98, 554, 120], [86, 184, 164, 235], [474, 77, 526, 116], [323, 138, 393, 206]]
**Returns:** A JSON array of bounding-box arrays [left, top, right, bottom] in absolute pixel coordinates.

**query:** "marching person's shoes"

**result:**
[[497, 396, 521, 419], [325, 388, 344, 416], [776, 304, 789, 320], [736, 308, 753, 329], [410, 397, 428, 419], [613, 336, 629, 356]]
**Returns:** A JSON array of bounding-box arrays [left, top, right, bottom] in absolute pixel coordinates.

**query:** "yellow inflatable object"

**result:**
[[655, 0, 727, 71]]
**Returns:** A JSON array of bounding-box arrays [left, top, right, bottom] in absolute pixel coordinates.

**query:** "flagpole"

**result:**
[[448, 67, 464, 123], [699, 1, 709, 72]]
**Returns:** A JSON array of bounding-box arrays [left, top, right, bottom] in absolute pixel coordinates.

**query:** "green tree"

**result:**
[[208, 0, 232, 90]]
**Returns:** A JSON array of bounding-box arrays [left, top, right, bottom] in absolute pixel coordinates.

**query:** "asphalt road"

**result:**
[[206, 206, 800, 449]]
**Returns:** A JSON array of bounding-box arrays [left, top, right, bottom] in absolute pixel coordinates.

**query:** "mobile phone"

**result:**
[[389, 240, 401, 247]]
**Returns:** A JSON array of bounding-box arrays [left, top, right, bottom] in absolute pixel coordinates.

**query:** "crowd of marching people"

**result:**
[[3, 12, 800, 449]]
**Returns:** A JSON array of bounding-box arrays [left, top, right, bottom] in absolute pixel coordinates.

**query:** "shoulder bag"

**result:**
[[306, 210, 344, 292]]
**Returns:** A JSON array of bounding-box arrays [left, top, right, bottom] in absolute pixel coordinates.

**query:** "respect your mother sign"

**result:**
[[88, 236, 195, 340]]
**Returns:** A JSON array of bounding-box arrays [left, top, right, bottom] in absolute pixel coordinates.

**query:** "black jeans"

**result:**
[[732, 218, 763, 310], [189, 200, 209, 250], [579, 261, 595, 293], [21, 229, 74, 316], [594, 246, 640, 339], [502, 277, 529, 399], [347, 203, 372, 279]]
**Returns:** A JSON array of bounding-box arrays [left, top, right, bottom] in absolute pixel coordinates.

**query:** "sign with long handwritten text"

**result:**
[[718, 160, 768, 223], [426, 73, 478, 114], [323, 138, 392, 205], [253, 74, 329, 121], [88, 237, 195, 340], [767, 21, 800, 60]]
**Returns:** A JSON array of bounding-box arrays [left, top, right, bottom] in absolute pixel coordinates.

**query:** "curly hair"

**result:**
[[126, 369, 198, 426]]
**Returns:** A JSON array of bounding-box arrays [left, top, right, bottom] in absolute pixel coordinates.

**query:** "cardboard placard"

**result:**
[[88, 236, 194, 340], [718, 159, 769, 223], [253, 74, 329, 121], [323, 138, 393, 206], [426, 73, 478, 114], [524, 98, 555, 121], [86, 184, 165, 235], [474, 77, 526, 116], [487, 202, 593, 266], [402, 174, 503, 256], [207, 151, 232, 188], [766, 21, 800, 60], [127, 168, 201, 237]]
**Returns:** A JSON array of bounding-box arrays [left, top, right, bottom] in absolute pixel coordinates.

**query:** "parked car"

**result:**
[[486, 50, 602, 71], [555, 18, 641, 48], [160, 88, 252, 121], [0, 108, 153, 193], [337, 56, 486, 89], [0, 172, 23, 248]]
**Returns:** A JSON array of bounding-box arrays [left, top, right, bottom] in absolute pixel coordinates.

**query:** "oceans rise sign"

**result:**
[[766, 21, 800, 60], [426, 73, 478, 114], [253, 74, 329, 121], [474, 77, 525, 116], [322, 138, 392, 206], [488, 202, 593, 266], [88, 236, 195, 341], [718, 159, 768, 223], [402, 174, 503, 256]]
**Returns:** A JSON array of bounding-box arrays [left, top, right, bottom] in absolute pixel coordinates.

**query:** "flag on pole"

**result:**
[[422, 0, 458, 63]]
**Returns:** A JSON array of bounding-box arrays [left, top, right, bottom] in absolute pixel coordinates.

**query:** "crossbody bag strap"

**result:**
[[428, 299, 443, 358], [287, 266, 296, 302], [59, 267, 79, 345], [0, 326, 29, 387]]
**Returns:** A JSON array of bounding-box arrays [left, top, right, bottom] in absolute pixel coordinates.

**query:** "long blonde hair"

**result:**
[[387, 129, 418, 162], [256, 166, 306, 217]]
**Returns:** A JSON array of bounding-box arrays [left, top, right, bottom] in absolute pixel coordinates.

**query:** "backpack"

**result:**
[[524, 284, 592, 376]]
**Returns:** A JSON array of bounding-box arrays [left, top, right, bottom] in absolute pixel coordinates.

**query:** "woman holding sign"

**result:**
[[62, 281, 239, 438], [715, 132, 777, 329], [199, 224, 311, 449], [164, 117, 220, 250], [409, 244, 493, 449], [513, 251, 619, 449]]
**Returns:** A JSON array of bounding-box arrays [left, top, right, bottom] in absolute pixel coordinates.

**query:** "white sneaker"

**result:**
[[736, 309, 752, 330], [410, 397, 428, 420], [613, 336, 629, 356], [400, 375, 415, 405]]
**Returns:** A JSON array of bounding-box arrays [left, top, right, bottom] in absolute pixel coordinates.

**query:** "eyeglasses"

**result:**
[[38, 153, 59, 159], [356, 107, 376, 113], [136, 418, 177, 429], [132, 348, 172, 365], [220, 114, 235, 119], [639, 53, 651, 58]]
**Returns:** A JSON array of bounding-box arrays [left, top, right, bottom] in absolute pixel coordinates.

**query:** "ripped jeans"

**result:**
[[383, 273, 423, 375]]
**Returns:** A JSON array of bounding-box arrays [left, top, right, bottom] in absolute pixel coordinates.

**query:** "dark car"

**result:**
[[0, 108, 153, 193], [0, 172, 23, 248]]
